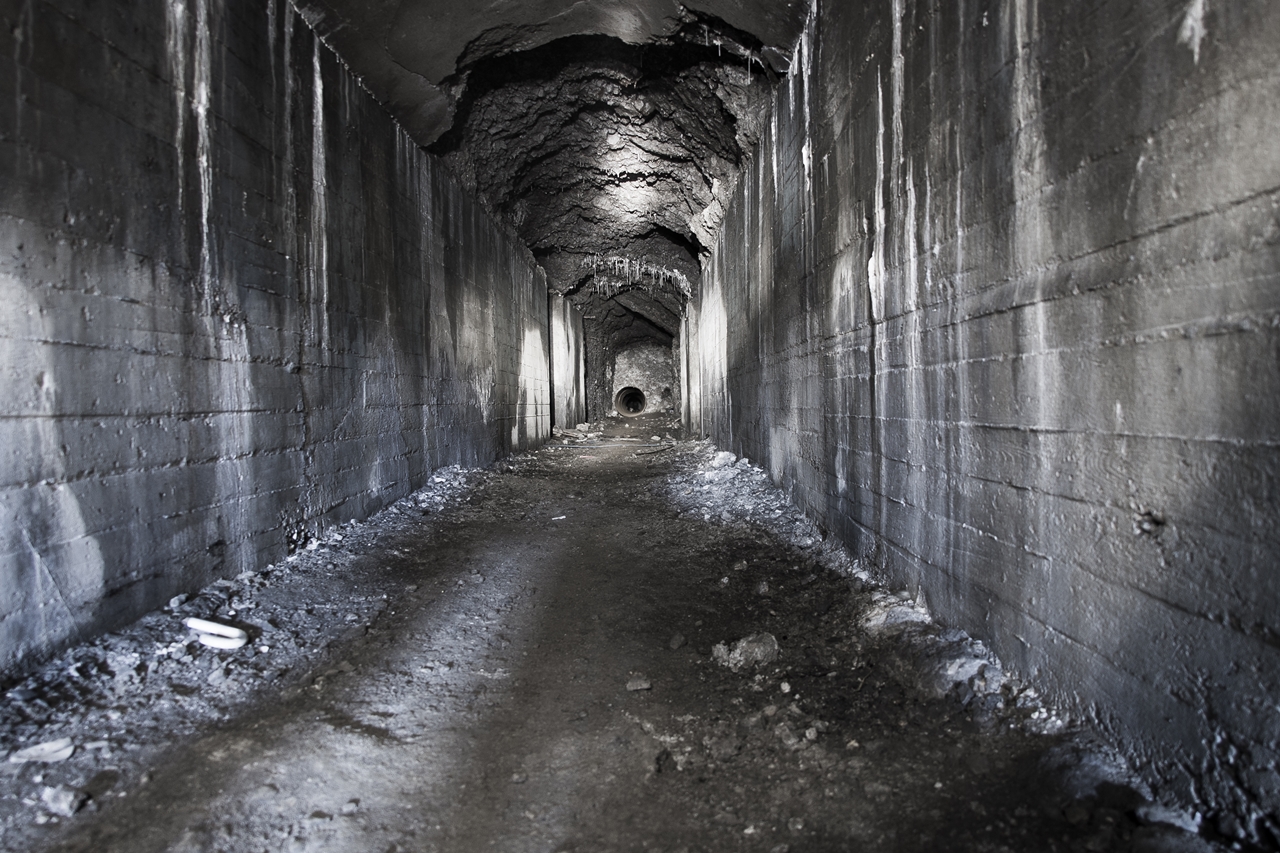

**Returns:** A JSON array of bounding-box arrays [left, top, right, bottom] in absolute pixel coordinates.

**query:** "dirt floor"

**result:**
[[0, 415, 1224, 852]]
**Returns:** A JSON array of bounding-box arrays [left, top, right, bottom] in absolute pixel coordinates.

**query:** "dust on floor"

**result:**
[[0, 420, 1218, 852]]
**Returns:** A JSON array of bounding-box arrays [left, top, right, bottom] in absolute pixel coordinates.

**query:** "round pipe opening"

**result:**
[[614, 386, 647, 417]]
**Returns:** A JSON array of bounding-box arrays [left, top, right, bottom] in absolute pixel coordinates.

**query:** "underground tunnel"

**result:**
[[0, 0, 1278, 850]]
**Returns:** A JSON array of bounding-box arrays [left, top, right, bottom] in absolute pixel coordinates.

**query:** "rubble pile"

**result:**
[[0, 439, 1211, 851], [0, 466, 487, 835], [659, 441, 1078, 740]]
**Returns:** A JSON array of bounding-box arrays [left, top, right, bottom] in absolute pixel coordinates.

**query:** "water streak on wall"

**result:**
[[0, 0, 551, 675], [685, 0, 1280, 835]]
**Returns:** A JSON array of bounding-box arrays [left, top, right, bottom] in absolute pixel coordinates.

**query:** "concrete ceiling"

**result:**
[[295, 0, 810, 337]]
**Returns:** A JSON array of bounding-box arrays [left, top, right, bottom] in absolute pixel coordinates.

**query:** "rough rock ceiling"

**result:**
[[295, 0, 808, 346]]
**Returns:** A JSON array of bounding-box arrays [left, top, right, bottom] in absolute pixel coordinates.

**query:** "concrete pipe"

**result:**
[[614, 386, 647, 417]]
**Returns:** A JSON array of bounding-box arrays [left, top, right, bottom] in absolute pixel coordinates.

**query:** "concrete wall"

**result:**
[[613, 342, 676, 416], [0, 0, 550, 675], [685, 0, 1280, 838], [549, 292, 586, 428]]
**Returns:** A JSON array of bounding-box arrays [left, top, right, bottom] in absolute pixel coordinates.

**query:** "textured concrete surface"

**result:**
[[0, 0, 550, 676], [684, 0, 1280, 842]]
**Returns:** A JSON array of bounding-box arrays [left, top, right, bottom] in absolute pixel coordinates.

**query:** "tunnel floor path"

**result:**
[[8, 417, 1204, 853]]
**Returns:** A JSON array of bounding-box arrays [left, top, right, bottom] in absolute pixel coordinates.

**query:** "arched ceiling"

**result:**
[[295, 0, 809, 343]]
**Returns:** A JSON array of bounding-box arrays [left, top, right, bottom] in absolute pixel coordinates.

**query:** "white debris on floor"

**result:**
[[0, 465, 487, 834], [0, 442, 1212, 851], [661, 442, 1079, 740]]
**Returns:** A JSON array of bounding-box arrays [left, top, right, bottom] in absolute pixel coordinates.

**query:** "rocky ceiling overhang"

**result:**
[[294, 0, 809, 339]]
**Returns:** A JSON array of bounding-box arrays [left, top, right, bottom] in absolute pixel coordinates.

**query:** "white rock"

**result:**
[[709, 451, 737, 469], [9, 739, 75, 763], [1135, 803, 1202, 834], [40, 784, 87, 817], [184, 618, 248, 650], [712, 633, 780, 672]]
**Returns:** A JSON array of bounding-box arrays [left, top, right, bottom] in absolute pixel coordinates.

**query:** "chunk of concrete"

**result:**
[[712, 633, 780, 672]]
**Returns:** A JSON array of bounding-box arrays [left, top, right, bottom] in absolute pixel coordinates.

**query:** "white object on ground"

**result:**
[[184, 617, 249, 650], [8, 738, 75, 763], [41, 784, 88, 816]]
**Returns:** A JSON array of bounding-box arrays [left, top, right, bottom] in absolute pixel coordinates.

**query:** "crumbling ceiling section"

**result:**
[[293, 0, 809, 350]]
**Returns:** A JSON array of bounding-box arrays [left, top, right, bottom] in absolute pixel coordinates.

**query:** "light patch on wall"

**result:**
[[468, 360, 495, 424], [310, 36, 331, 352], [867, 71, 886, 323], [519, 324, 551, 447], [698, 272, 730, 428], [165, 0, 189, 215], [1178, 0, 1208, 64], [1009, 0, 1050, 270], [828, 244, 857, 331], [194, 0, 216, 301], [8, 358, 106, 664]]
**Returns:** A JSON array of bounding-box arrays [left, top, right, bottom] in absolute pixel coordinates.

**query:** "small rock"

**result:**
[[706, 734, 742, 760], [626, 676, 652, 692], [732, 560, 748, 572], [510, 771, 527, 784], [755, 581, 770, 595], [40, 784, 88, 817], [168, 594, 189, 609], [774, 722, 802, 750], [1064, 802, 1091, 826], [712, 633, 780, 671], [341, 799, 360, 814], [337, 660, 354, 673], [1134, 802, 1201, 834], [668, 633, 687, 650], [709, 451, 737, 469]]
